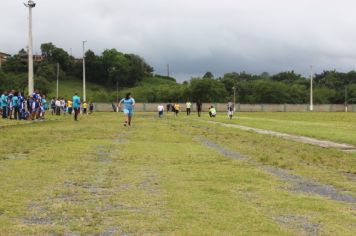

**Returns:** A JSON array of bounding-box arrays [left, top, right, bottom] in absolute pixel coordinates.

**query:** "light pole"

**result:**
[[56, 63, 59, 98], [232, 85, 236, 112], [24, 0, 36, 96], [309, 65, 314, 111], [82, 40, 87, 101], [345, 86, 348, 112]]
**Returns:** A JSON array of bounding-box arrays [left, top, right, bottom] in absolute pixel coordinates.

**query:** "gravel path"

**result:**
[[198, 137, 356, 204], [203, 120, 356, 152]]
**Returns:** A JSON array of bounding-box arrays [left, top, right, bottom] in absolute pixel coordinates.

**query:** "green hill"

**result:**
[[48, 78, 114, 102], [47, 76, 179, 102]]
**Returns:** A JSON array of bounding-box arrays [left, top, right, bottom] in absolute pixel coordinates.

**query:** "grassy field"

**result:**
[[0, 112, 355, 235], [200, 112, 356, 146]]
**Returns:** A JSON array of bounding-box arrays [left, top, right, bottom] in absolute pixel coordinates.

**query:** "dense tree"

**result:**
[[189, 77, 228, 102]]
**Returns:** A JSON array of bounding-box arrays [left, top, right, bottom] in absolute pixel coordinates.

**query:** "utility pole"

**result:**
[[232, 85, 236, 111], [82, 41, 87, 101], [345, 86, 348, 112], [24, 0, 36, 95], [167, 64, 170, 78], [309, 65, 314, 111], [116, 79, 119, 104], [56, 63, 59, 98]]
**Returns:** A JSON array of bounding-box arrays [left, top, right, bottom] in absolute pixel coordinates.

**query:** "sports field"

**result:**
[[0, 112, 355, 235]]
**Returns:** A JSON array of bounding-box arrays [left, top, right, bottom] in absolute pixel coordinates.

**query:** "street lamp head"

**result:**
[[24, 0, 36, 8]]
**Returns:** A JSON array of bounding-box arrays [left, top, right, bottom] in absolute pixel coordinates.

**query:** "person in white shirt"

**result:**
[[157, 104, 164, 118], [227, 102, 234, 119], [55, 99, 61, 115], [186, 101, 192, 116]]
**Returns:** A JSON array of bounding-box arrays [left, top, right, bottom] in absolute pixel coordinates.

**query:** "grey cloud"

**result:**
[[2, 0, 356, 81]]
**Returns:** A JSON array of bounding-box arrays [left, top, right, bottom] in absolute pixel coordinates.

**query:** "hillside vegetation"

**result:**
[[2, 42, 356, 103]]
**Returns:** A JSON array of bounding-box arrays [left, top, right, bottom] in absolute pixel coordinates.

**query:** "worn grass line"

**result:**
[[198, 136, 356, 203], [201, 112, 356, 146], [201, 119, 356, 151]]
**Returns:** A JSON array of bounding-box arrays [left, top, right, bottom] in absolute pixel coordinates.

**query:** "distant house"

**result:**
[[17, 50, 44, 63], [0, 52, 11, 68], [74, 58, 83, 64]]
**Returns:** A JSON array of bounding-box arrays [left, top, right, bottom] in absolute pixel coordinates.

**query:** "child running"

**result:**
[[118, 92, 135, 127]]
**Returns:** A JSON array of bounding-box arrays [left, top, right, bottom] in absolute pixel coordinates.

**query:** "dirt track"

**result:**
[[203, 120, 356, 152]]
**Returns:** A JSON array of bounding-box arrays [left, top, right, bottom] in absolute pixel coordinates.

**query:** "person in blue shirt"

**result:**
[[18, 92, 25, 120], [7, 90, 14, 119], [12, 92, 20, 120], [1, 91, 8, 119], [72, 92, 81, 121], [40, 95, 48, 119], [119, 92, 135, 127]]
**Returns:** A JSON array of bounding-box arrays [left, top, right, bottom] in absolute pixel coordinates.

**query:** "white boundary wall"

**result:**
[[94, 103, 356, 112]]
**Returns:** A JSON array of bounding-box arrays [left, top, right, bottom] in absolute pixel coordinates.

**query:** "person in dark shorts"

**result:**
[[186, 101, 191, 116], [174, 103, 180, 116], [89, 102, 94, 114], [72, 93, 81, 121], [50, 97, 56, 115], [196, 100, 202, 117]]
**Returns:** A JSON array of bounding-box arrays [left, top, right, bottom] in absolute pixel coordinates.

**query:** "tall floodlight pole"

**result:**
[[167, 64, 170, 77], [56, 63, 59, 98], [309, 65, 314, 111], [116, 79, 119, 103], [345, 86, 348, 112], [24, 0, 36, 95], [82, 41, 87, 101], [232, 85, 236, 111]]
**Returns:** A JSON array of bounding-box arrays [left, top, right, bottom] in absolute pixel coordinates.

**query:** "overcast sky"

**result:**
[[2, 0, 356, 81]]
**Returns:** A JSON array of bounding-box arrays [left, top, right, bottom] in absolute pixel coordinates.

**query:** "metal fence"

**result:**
[[93, 103, 356, 112]]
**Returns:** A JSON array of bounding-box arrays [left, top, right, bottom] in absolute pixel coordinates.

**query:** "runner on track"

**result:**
[[119, 92, 135, 127]]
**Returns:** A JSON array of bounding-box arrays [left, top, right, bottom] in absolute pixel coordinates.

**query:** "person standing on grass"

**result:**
[[186, 101, 192, 116], [119, 92, 135, 127], [12, 92, 20, 120], [50, 97, 56, 115], [82, 101, 88, 114], [72, 93, 81, 121], [227, 102, 234, 119], [18, 92, 25, 120], [196, 100, 202, 117], [89, 102, 94, 114], [174, 103, 180, 116], [1, 91, 8, 119], [67, 99, 73, 115], [7, 90, 14, 119], [157, 104, 164, 118], [40, 95, 48, 120], [60, 98, 65, 114]]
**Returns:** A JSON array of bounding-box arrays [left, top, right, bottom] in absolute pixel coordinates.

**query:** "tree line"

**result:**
[[0, 42, 153, 95], [126, 71, 356, 104], [1, 42, 356, 103]]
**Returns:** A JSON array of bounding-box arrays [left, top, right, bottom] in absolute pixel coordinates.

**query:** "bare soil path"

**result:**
[[203, 120, 356, 152]]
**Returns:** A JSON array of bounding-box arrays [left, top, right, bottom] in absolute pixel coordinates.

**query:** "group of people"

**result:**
[[158, 101, 235, 119], [1, 88, 233, 128], [50, 97, 94, 116], [1, 89, 48, 120], [0, 89, 94, 122], [165, 101, 199, 116]]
